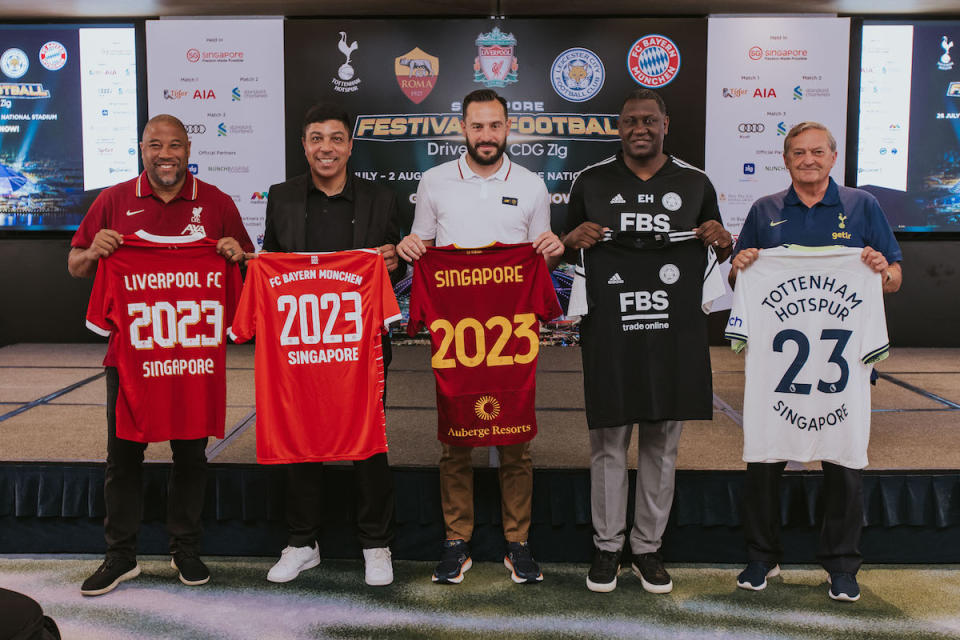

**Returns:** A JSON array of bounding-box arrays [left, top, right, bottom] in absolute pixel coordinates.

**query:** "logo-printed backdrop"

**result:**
[[283, 19, 709, 235], [145, 18, 286, 249]]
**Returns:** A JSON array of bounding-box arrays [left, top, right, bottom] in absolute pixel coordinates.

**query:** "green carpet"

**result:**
[[1, 556, 958, 639]]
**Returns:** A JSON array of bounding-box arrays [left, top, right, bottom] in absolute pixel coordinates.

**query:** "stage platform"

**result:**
[[1, 343, 959, 564]]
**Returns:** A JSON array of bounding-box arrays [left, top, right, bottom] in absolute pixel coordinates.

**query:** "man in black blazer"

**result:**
[[261, 103, 402, 587]]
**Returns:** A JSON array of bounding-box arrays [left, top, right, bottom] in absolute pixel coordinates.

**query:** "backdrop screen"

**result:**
[[858, 21, 960, 232], [0, 24, 139, 230]]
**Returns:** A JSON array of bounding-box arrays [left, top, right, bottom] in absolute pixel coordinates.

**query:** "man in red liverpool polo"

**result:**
[[68, 114, 252, 596]]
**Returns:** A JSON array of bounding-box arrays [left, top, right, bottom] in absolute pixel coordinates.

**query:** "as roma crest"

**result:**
[[395, 47, 439, 104]]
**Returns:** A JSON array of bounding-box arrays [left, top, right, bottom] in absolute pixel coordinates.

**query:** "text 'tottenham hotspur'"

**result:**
[[760, 274, 863, 322]]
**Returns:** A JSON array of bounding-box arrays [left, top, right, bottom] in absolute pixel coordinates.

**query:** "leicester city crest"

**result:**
[[551, 47, 605, 103], [474, 27, 518, 88]]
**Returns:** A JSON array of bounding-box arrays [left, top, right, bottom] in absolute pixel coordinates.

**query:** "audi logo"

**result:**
[[738, 123, 765, 133], [185, 124, 206, 134]]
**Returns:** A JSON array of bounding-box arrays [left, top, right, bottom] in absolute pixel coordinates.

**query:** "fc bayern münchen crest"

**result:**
[[627, 34, 681, 88], [474, 27, 518, 88], [551, 47, 605, 103]]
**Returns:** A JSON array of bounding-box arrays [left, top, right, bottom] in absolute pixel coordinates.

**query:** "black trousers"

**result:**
[[104, 367, 208, 561], [0, 588, 60, 640], [285, 453, 395, 549], [742, 460, 863, 574]]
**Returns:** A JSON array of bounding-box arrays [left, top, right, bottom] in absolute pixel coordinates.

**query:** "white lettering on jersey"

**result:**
[[620, 213, 671, 232], [619, 290, 669, 313]]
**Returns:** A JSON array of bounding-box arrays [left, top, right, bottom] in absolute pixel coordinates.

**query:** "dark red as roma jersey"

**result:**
[[85, 231, 241, 443], [407, 243, 562, 447], [230, 251, 401, 464]]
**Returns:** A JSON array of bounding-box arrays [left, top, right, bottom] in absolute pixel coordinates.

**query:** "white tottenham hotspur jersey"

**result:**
[[726, 246, 889, 469]]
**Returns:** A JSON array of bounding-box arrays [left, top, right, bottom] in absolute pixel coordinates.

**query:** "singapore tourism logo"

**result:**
[[332, 31, 361, 93], [550, 47, 604, 103], [474, 27, 518, 88]]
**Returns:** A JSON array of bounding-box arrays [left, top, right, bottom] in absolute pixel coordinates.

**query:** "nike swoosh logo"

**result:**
[[770, 219, 787, 227], [126, 209, 145, 216]]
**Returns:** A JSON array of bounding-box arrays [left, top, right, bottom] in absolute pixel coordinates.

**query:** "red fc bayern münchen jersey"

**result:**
[[230, 250, 402, 464], [407, 243, 562, 447], [85, 231, 242, 443]]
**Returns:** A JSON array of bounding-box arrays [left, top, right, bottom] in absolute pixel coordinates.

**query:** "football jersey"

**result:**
[[569, 231, 725, 428], [407, 243, 562, 447], [725, 246, 889, 469], [230, 251, 401, 464], [85, 231, 241, 443]]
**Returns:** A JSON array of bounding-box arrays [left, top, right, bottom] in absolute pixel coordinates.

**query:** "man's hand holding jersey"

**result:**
[[377, 243, 399, 272], [694, 219, 733, 262], [216, 237, 246, 264]]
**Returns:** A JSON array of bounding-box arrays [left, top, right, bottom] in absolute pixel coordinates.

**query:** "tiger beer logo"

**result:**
[[395, 47, 439, 104], [474, 395, 501, 420]]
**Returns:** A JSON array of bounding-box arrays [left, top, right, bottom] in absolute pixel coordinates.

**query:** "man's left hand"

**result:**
[[694, 220, 732, 249], [378, 244, 399, 272], [533, 231, 564, 257], [860, 246, 888, 273], [217, 237, 245, 264]]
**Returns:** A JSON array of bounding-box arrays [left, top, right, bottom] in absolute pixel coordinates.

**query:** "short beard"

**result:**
[[466, 139, 506, 166], [150, 165, 184, 187]]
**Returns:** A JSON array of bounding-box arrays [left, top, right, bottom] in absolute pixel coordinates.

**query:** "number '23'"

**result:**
[[773, 328, 852, 394]]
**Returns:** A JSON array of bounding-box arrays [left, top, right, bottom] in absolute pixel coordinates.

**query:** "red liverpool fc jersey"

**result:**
[[230, 251, 402, 464], [407, 243, 562, 447], [85, 231, 241, 443]]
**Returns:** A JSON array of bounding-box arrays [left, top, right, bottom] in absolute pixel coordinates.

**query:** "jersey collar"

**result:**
[[457, 152, 512, 182], [135, 171, 199, 202], [784, 177, 839, 207]]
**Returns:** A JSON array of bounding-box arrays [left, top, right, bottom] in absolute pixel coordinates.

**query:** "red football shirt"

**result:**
[[407, 243, 562, 447], [85, 231, 242, 443], [230, 250, 402, 464]]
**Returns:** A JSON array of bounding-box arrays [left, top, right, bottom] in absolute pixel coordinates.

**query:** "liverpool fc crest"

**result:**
[[474, 27, 518, 88]]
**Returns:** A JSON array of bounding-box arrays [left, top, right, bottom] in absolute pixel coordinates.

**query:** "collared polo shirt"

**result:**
[[72, 171, 253, 252], [305, 177, 355, 251], [733, 177, 902, 263], [411, 153, 551, 246]]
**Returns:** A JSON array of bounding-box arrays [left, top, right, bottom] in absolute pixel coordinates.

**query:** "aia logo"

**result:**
[[193, 89, 216, 100], [186, 48, 200, 63], [753, 88, 777, 98]]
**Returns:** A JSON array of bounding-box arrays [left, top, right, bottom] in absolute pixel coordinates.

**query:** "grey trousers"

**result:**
[[589, 420, 683, 554]]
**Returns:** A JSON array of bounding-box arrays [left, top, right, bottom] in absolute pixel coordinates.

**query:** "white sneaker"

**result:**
[[267, 543, 320, 583], [363, 547, 393, 586]]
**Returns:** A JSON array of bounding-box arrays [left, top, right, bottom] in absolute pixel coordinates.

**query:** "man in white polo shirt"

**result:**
[[397, 89, 563, 585]]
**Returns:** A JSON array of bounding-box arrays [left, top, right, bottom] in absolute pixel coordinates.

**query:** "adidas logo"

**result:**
[[609, 193, 626, 204], [607, 273, 624, 285]]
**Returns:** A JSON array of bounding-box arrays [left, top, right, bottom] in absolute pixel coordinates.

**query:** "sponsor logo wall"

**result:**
[[705, 17, 850, 307], [146, 19, 285, 248], [283, 19, 709, 233]]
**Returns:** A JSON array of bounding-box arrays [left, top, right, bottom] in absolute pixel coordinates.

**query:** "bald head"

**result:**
[[143, 114, 188, 141]]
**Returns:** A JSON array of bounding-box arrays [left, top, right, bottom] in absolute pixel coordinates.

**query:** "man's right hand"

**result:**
[[396, 233, 428, 262], [86, 229, 124, 261], [730, 248, 759, 272], [562, 222, 607, 250]]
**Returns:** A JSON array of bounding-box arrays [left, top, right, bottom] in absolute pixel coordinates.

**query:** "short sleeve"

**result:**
[[219, 193, 255, 252], [410, 176, 438, 241], [223, 261, 243, 337], [530, 250, 562, 322], [85, 259, 114, 337], [72, 190, 110, 249], [701, 245, 726, 313], [527, 180, 552, 241], [697, 177, 722, 226], [378, 255, 402, 329], [228, 259, 259, 343], [405, 258, 429, 337], [724, 263, 750, 352], [859, 271, 890, 364], [566, 255, 588, 319], [864, 196, 903, 264]]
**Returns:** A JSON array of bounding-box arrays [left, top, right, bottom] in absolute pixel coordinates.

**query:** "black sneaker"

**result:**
[[80, 557, 140, 596], [504, 541, 543, 584], [737, 561, 780, 591], [586, 548, 621, 593], [171, 550, 210, 586], [632, 552, 673, 594], [828, 572, 861, 602], [432, 539, 472, 584]]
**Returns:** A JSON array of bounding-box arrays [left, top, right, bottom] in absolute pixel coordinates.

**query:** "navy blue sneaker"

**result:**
[[504, 541, 543, 584], [432, 539, 471, 584], [828, 572, 861, 602], [736, 561, 780, 591]]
